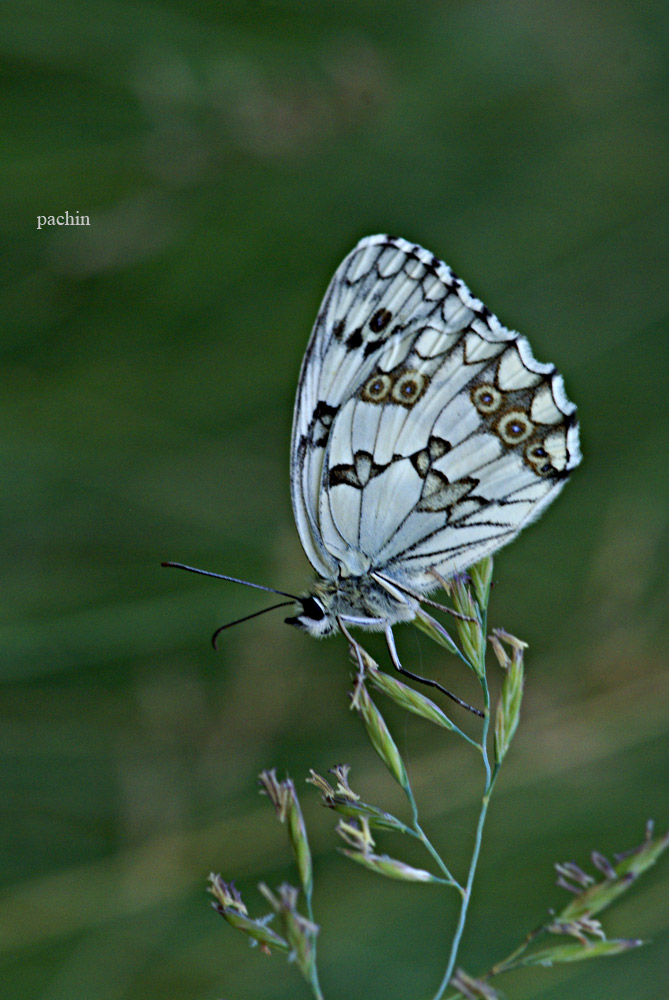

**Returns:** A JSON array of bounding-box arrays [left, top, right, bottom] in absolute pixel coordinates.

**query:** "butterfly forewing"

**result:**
[[290, 235, 580, 593]]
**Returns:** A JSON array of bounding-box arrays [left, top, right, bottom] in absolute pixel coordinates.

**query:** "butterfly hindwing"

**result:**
[[290, 235, 580, 590]]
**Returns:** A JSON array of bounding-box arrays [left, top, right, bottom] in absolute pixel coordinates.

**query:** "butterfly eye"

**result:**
[[299, 596, 325, 621], [496, 409, 534, 445], [362, 373, 392, 403], [471, 384, 502, 414]]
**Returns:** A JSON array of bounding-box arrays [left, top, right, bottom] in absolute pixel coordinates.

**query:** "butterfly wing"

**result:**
[[291, 235, 580, 588], [291, 234, 468, 576]]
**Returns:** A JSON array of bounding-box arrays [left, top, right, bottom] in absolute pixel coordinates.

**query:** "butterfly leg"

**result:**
[[384, 625, 484, 718], [338, 618, 369, 683]]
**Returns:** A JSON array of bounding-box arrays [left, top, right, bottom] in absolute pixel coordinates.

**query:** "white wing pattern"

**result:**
[[290, 234, 580, 598]]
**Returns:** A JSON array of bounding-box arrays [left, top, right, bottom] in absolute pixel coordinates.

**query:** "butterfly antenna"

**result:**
[[211, 601, 296, 649], [161, 561, 300, 600]]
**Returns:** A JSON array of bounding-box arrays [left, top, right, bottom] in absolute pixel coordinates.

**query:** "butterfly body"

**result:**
[[287, 235, 580, 638], [285, 570, 421, 636]]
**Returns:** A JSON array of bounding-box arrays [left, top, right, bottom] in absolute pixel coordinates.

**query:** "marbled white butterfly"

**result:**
[[165, 235, 580, 703]]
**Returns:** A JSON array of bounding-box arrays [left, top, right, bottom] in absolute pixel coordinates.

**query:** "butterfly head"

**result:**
[[285, 594, 337, 636]]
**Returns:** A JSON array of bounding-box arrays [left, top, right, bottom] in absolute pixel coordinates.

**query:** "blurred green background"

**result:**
[[1, 2, 667, 998]]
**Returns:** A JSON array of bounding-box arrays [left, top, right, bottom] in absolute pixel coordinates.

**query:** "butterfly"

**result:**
[[165, 235, 580, 707]]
